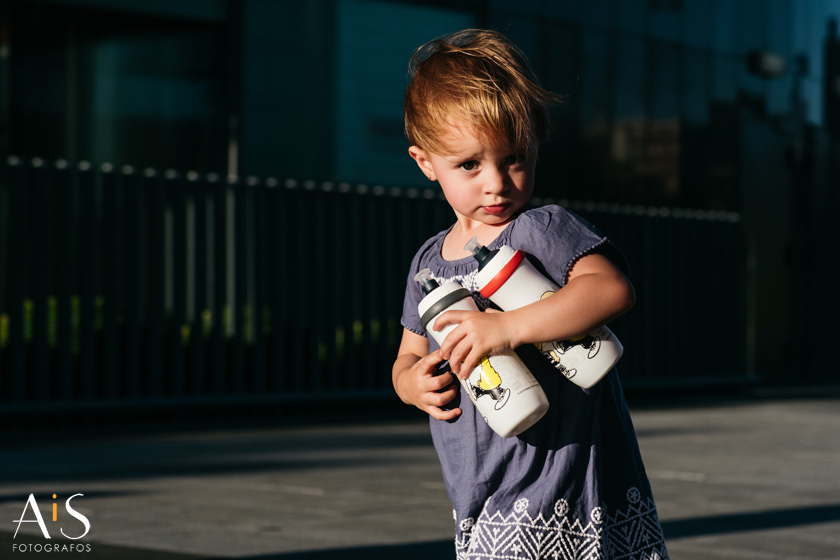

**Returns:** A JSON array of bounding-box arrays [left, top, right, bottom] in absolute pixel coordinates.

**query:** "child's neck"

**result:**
[[441, 220, 508, 261]]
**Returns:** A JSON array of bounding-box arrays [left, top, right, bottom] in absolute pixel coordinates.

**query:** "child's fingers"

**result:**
[[438, 326, 465, 363], [417, 348, 445, 373], [428, 405, 462, 422], [429, 369, 455, 391], [431, 310, 455, 332], [447, 332, 480, 377], [458, 349, 485, 380], [432, 309, 474, 333], [423, 374, 461, 420]]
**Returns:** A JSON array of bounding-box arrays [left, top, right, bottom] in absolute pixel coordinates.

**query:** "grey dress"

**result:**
[[400, 205, 669, 560]]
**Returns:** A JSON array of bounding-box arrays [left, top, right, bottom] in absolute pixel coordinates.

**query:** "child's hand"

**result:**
[[433, 309, 517, 378], [393, 349, 462, 421]]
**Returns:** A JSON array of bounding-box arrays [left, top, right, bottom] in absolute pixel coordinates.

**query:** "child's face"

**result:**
[[409, 121, 535, 228]]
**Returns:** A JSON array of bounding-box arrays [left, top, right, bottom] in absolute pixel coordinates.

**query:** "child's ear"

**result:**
[[408, 146, 436, 182]]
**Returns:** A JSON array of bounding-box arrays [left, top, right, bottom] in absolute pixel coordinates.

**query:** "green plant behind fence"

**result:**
[[1, 297, 397, 366]]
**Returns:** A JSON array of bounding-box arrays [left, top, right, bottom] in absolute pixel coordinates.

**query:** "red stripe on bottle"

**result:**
[[479, 250, 524, 298]]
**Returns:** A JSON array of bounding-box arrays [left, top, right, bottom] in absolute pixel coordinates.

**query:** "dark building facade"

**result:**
[[3, 0, 839, 205], [2, 0, 838, 385]]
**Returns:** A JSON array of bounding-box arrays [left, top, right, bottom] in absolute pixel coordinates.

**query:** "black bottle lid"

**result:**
[[464, 237, 497, 271], [414, 268, 440, 294]]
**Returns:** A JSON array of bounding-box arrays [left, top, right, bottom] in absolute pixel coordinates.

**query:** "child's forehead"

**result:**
[[435, 117, 511, 155]]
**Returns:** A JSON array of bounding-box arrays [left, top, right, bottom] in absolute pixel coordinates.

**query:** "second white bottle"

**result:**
[[465, 239, 624, 389]]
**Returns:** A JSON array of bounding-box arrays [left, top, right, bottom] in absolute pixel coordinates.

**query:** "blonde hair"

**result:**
[[404, 28, 559, 157]]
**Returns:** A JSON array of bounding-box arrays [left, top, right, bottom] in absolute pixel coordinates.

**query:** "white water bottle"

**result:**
[[465, 238, 623, 389], [415, 268, 549, 438]]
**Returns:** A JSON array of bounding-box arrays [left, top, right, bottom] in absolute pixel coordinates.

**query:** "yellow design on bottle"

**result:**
[[478, 357, 503, 391], [472, 356, 510, 410]]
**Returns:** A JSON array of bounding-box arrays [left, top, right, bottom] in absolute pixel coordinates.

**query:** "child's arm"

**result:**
[[435, 253, 635, 377], [392, 329, 462, 420]]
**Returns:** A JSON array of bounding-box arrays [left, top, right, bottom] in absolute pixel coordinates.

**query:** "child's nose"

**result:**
[[483, 168, 509, 194]]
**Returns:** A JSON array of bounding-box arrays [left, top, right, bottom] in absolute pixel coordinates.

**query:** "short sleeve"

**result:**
[[400, 262, 426, 336], [503, 205, 628, 287], [400, 231, 446, 336]]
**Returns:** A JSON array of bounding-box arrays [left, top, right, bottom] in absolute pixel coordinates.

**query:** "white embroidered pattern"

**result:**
[[455, 487, 667, 560]]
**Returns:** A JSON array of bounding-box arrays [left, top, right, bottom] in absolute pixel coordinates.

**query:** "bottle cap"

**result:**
[[414, 268, 440, 295], [464, 237, 497, 270]]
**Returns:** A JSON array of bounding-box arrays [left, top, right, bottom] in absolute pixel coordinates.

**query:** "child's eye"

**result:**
[[460, 160, 479, 171], [503, 154, 524, 166]]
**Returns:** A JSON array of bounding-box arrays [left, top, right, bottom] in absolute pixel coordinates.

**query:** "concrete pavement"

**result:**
[[2, 392, 839, 559]]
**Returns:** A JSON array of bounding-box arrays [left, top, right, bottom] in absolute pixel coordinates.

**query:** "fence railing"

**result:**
[[0, 156, 753, 416]]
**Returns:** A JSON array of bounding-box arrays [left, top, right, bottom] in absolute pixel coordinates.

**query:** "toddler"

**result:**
[[393, 28, 669, 559]]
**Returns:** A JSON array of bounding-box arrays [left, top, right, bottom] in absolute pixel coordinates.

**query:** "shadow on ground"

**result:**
[[661, 503, 840, 539], [246, 540, 454, 559]]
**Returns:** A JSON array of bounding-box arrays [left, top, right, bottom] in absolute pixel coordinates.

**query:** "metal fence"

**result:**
[[0, 156, 753, 417]]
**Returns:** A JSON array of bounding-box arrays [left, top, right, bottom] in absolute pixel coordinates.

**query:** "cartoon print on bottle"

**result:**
[[554, 332, 601, 358], [472, 357, 511, 409], [535, 339, 578, 379]]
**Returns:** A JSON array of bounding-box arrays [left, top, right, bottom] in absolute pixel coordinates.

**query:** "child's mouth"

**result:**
[[482, 204, 509, 216]]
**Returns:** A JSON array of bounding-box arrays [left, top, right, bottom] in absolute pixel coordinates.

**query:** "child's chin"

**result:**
[[481, 206, 519, 222], [479, 214, 515, 226]]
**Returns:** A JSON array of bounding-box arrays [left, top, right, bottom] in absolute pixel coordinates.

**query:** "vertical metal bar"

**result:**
[[269, 178, 288, 392], [383, 188, 400, 381], [661, 214, 679, 379], [101, 163, 120, 397], [54, 160, 75, 399], [167, 169, 187, 396], [360, 188, 375, 389], [0, 160, 7, 385], [188, 172, 207, 394], [30, 158, 50, 400], [327, 183, 345, 391], [248, 176, 266, 392], [144, 167, 165, 396], [288, 181, 306, 392], [122, 166, 141, 398], [366, 188, 387, 388], [743, 221, 757, 378], [343, 186, 362, 389], [310, 184, 327, 393], [231, 176, 247, 393], [5, 157, 26, 399], [77, 161, 97, 398], [210, 173, 227, 393]]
